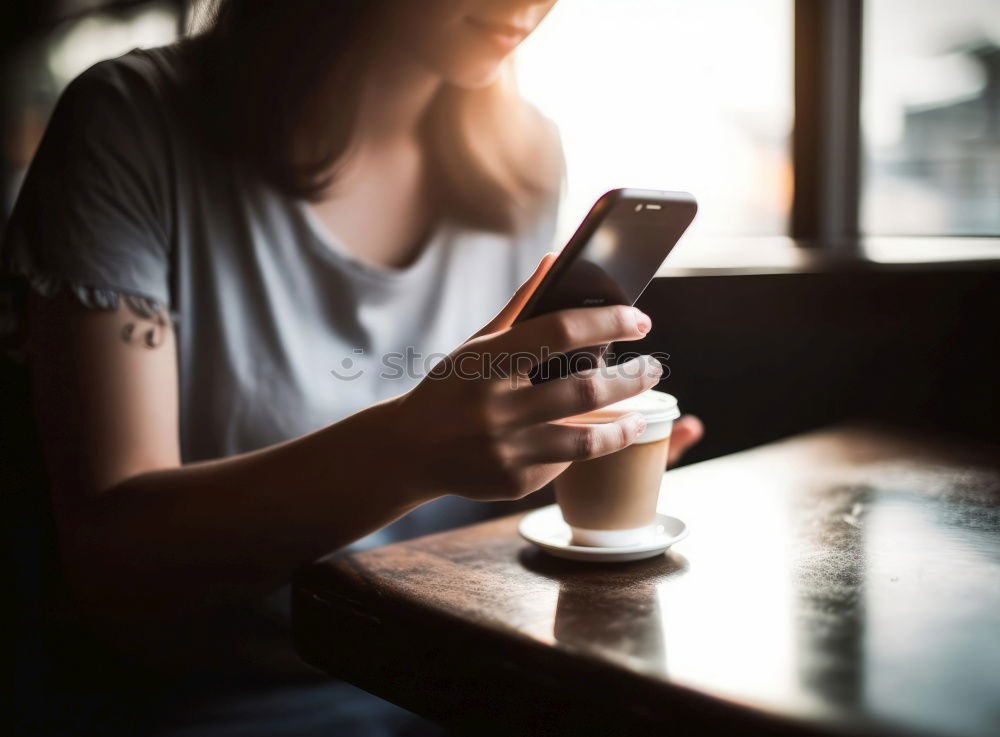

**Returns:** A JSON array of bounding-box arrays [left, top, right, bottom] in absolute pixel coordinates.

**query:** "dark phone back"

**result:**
[[515, 189, 697, 382]]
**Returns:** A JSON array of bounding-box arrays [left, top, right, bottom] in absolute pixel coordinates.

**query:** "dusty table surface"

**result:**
[[293, 423, 1000, 737]]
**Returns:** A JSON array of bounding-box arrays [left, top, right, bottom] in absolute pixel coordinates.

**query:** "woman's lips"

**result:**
[[464, 16, 528, 51]]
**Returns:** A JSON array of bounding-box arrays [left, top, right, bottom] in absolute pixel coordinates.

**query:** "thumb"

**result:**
[[475, 252, 557, 337]]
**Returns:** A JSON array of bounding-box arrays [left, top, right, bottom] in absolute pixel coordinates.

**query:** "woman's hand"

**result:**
[[667, 414, 704, 466], [389, 254, 699, 502]]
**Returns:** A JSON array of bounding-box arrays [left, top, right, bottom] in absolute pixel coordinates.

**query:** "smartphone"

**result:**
[[514, 188, 697, 382]]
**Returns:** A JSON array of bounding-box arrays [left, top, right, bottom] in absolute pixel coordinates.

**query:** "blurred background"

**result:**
[[518, 0, 1000, 242], [2, 0, 998, 243], [0, 1, 181, 217]]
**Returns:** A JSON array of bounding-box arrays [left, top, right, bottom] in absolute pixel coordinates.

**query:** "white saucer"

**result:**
[[518, 505, 688, 563]]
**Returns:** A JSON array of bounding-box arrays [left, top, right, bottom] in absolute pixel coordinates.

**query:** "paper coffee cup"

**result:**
[[554, 390, 680, 547]]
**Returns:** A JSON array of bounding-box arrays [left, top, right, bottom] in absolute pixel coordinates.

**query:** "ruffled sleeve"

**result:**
[[0, 53, 175, 351]]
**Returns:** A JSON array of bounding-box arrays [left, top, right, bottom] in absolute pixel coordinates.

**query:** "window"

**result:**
[[516, 0, 793, 248], [45, 3, 179, 88], [862, 0, 1000, 236]]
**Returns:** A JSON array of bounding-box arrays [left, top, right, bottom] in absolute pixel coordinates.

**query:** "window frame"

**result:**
[[791, 0, 1000, 253], [791, 0, 863, 247]]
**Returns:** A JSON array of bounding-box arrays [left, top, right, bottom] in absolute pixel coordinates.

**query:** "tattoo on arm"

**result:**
[[120, 297, 169, 349]]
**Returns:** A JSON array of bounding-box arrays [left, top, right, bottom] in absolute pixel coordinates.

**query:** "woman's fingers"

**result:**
[[667, 414, 704, 466], [484, 304, 652, 372], [507, 412, 702, 479], [474, 252, 557, 337], [511, 412, 647, 464], [492, 354, 663, 428]]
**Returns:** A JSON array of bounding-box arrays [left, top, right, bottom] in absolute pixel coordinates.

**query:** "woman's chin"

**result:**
[[429, 48, 511, 90]]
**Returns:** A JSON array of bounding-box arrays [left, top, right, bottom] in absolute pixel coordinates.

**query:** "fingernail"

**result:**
[[634, 309, 652, 335], [648, 355, 664, 376], [632, 413, 647, 435]]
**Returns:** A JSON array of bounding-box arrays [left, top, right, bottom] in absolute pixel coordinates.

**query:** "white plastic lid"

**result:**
[[569, 389, 680, 425]]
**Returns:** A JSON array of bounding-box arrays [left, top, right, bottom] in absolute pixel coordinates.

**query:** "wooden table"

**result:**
[[293, 424, 1000, 737]]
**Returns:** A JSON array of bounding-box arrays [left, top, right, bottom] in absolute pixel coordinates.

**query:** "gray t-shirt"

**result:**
[[1, 39, 560, 721], [2, 42, 559, 548]]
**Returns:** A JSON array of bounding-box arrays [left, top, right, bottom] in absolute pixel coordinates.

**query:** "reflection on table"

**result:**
[[294, 423, 1000, 737]]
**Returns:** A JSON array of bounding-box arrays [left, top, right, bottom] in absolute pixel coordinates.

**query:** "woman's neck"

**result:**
[[353, 51, 442, 150], [306, 50, 444, 269]]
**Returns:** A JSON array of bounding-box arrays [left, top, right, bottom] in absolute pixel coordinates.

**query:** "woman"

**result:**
[[2, 0, 703, 734]]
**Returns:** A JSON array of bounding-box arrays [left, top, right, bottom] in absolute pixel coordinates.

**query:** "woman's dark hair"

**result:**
[[194, 0, 561, 233]]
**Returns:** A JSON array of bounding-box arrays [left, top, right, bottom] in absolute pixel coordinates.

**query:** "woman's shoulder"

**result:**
[[516, 102, 564, 230], [36, 39, 219, 210], [62, 39, 202, 124], [0, 42, 207, 317]]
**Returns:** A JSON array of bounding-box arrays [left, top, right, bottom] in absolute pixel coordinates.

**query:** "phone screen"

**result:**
[[519, 191, 696, 382]]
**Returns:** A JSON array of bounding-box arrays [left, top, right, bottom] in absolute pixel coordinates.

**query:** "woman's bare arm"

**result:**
[[28, 293, 423, 628]]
